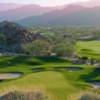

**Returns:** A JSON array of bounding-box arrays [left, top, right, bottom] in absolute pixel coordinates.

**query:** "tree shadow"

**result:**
[[36, 56, 69, 63], [80, 67, 100, 82], [0, 56, 42, 68], [32, 67, 47, 73], [54, 66, 83, 71]]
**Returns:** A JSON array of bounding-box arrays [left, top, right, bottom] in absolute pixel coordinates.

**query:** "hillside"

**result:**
[[0, 21, 47, 53], [49, 7, 100, 25], [18, 5, 85, 26], [0, 3, 24, 12], [0, 5, 57, 21], [18, 6, 100, 26]]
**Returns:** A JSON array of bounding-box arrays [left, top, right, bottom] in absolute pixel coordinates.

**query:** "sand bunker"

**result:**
[[0, 73, 22, 80]]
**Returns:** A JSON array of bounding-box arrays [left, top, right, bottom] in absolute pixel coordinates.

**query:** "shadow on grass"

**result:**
[[32, 67, 47, 73], [0, 56, 42, 68], [54, 66, 83, 71], [80, 67, 100, 82], [0, 56, 69, 68], [36, 56, 69, 63], [32, 66, 84, 73]]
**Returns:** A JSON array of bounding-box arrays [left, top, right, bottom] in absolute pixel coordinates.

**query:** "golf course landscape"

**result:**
[[0, 40, 100, 100], [0, 0, 100, 99]]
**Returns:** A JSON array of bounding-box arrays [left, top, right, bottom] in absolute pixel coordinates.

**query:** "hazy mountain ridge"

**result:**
[[0, 4, 58, 21], [49, 7, 100, 25], [0, 3, 24, 12], [18, 6, 100, 26], [1, 0, 100, 25]]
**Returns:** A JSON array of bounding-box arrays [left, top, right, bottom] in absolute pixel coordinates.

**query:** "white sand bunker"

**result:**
[[0, 73, 21, 80]]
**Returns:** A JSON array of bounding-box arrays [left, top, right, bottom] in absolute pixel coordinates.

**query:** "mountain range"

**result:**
[[18, 5, 85, 26], [0, 3, 24, 12], [18, 5, 100, 26], [0, 4, 58, 21], [0, 0, 100, 26]]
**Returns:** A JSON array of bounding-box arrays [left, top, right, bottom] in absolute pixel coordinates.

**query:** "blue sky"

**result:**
[[0, 0, 89, 6]]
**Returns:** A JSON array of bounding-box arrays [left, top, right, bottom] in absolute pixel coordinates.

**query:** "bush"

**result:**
[[79, 93, 100, 100], [0, 91, 48, 100]]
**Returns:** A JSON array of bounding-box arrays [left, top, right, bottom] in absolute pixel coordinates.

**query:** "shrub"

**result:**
[[0, 91, 48, 100], [79, 93, 100, 100]]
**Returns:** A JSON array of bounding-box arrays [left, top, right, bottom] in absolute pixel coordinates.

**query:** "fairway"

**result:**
[[0, 56, 100, 100], [77, 41, 100, 59], [0, 71, 76, 100]]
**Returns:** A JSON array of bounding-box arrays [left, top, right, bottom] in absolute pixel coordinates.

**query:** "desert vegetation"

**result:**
[[0, 91, 48, 100]]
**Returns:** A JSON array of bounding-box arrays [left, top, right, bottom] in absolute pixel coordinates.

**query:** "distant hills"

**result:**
[[1, 0, 100, 26], [0, 3, 24, 12], [48, 7, 100, 26], [18, 6, 100, 26], [0, 4, 57, 21]]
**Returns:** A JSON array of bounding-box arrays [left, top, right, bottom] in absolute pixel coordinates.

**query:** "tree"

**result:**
[[53, 41, 75, 57], [22, 39, 51, 56], [0, 33, 6, 44]]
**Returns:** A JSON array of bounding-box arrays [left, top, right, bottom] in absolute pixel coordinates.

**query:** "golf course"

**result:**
[[0, 40, 100, 100]]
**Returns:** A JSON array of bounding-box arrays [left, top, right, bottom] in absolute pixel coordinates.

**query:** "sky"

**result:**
[[0, 0, 89, 6]]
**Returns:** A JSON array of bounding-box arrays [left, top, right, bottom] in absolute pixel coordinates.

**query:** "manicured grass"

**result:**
[[0, 56, 99, 100], [77, 41, 100, 59]]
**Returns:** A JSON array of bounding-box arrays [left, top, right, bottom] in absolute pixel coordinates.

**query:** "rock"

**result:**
[[0, 21, 47, 53]]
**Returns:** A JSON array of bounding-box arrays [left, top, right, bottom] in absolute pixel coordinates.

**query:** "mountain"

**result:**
[[0, 21, 32, 52], [18, 5, 100, 26], [18, 5, 84, 26], [0, 4, 61, 21], [0, 3, 24, 12], [50, 7, 100, 25], [0, 21, 48, 53], [1, 0, 100, 25]]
